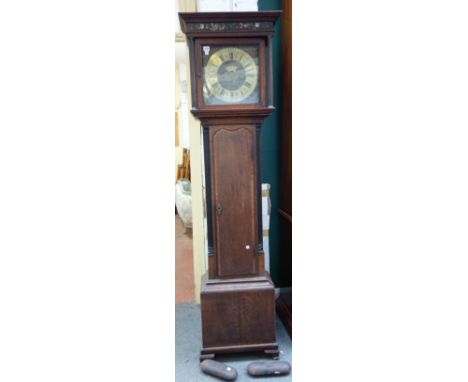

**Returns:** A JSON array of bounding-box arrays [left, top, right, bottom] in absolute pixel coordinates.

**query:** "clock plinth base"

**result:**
[[264, 348, 280, 359], [200, 343, 279, 362], [200, 273, 278, 360], [199, 353, 215, 361]]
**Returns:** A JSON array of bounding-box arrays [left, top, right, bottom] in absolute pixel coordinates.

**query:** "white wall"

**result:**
[[197, 0, 258, 12]]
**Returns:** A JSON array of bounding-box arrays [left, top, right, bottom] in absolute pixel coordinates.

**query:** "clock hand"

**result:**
[[225, 65, 238, 73]]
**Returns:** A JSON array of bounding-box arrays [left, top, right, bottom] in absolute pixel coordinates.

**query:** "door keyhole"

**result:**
[[216, 202, 223, 216]]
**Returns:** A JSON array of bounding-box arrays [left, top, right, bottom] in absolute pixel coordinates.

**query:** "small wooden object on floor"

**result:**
[[247, 360, 291, 377], [200, 359, 237, 381]]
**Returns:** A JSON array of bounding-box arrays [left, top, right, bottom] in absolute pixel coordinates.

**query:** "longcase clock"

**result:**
[[178, 11, 282, 361]]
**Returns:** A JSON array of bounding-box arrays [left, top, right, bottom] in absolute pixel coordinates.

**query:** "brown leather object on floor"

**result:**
[[200, 359, 237, 381], [247, 360, 291, 377]]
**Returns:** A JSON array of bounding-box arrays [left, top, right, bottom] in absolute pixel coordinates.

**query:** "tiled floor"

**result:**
[[175, 214, 195, 303]]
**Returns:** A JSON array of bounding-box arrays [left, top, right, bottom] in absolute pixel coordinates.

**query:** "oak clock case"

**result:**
[[178, 11, 281, 361]]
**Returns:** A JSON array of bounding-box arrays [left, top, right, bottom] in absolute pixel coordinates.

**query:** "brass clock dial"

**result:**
[[202, 46, 260, 105]]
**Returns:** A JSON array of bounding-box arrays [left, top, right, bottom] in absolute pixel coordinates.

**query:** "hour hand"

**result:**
[[225, 65, 238, 73]]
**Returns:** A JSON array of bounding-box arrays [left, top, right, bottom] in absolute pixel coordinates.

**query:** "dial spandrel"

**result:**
[[202, 45, 260, 105]]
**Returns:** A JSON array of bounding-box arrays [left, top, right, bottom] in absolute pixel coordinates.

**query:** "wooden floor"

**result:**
[[175, 214, 195, 303]]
